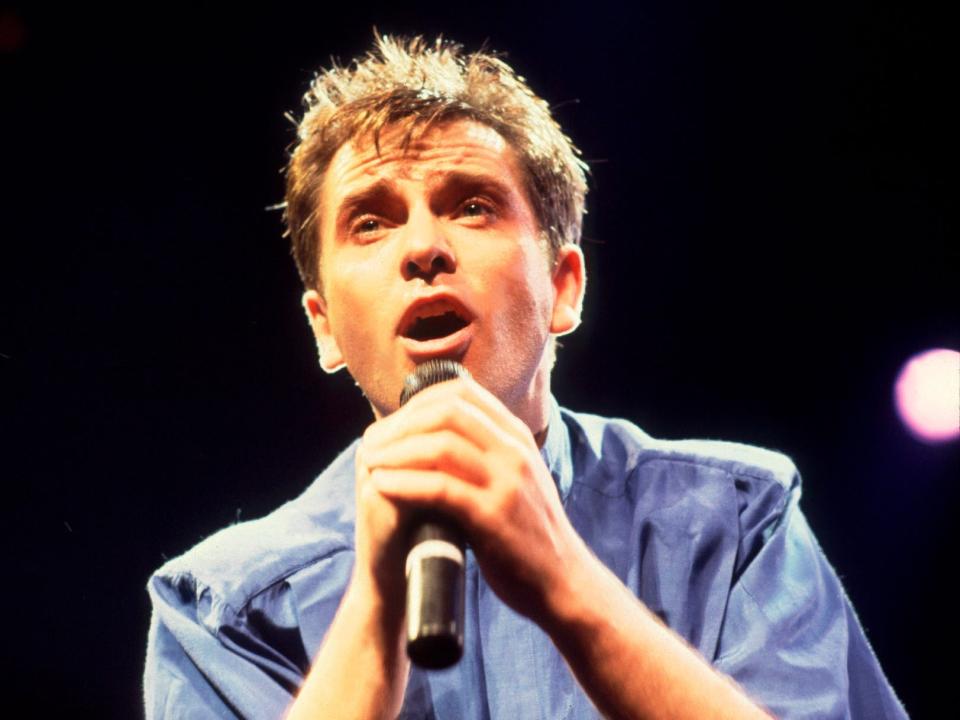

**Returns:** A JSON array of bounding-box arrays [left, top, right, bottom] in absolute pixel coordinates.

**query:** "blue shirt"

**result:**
[[144, 400, 908, 719]]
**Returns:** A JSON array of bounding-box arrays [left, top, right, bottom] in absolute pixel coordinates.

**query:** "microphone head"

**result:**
[[399, 359, 471, 407]]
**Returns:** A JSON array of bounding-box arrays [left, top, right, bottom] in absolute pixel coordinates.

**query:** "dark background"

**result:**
[[3, 2, 955, 717]]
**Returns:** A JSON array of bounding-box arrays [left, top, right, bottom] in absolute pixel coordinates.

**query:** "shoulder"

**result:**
[[148, 439, 360, 625], [557, 406, 809, 656], [558, 406, 799, 505]]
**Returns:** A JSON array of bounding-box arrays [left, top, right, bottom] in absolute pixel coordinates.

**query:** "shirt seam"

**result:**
[[233, 543, 355, 614], [164, 543, 355, 625], [571, 454, 789, 499], [713, 487, 794, 665]]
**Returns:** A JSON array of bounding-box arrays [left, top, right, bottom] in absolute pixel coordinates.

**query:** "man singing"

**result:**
[[144, 34, 907, 719]]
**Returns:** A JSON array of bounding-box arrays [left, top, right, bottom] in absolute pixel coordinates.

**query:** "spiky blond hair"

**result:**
[[283, 32, 588, 291]]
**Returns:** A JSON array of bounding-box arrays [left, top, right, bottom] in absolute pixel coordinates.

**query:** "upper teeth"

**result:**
[[419, 310, 454, 321]]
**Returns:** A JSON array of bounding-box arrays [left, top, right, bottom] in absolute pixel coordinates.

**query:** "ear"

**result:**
[[549, 244, 586, 336], [302, 289, 346, 373]]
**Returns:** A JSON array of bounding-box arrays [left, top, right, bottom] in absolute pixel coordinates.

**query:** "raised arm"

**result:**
[[362, 377, 773, 719], [285, 574, 409, 720], [538, 532, 773, 719], [285, 439, 415, 719]]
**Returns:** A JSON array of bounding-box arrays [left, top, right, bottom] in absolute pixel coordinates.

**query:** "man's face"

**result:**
[[302, 119, 583, 424]]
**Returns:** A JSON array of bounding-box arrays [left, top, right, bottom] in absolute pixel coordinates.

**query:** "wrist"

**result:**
[[535, 533, 610, 639], [345, 568, 405, 633], [289, 569, 409, 720]]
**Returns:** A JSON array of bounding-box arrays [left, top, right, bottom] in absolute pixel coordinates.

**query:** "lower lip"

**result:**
[[399, 323, 475, 362]]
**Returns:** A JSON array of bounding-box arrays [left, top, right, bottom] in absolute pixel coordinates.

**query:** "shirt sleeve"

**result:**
[[714, 476, 909, 719], [143, 572, 303, 720]]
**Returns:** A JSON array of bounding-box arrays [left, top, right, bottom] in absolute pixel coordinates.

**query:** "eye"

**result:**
[[457, 198, 496, 221], [350, 216, 383, 238]]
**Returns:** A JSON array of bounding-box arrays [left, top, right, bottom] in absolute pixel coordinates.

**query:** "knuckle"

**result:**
[[472, 495, 497, 527], [436, 430, 463, 460], [497, 447, 532, 483], [515, 454, 536, 482], [450, 395, 474, 418], [479, 489, 513, 531], [437, 402, 458, 427]]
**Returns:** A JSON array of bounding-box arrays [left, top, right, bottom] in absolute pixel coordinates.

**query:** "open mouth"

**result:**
[[403, 310, 470, 342]]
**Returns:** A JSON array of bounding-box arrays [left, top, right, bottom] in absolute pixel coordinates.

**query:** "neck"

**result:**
[[509, 347, 554, 449]]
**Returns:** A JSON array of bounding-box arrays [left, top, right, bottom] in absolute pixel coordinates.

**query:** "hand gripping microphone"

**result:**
[[399, 359, 469, 669]]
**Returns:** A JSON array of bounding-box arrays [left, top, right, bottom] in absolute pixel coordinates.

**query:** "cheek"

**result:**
[[493, 252, 554, 333], [327, 263, 393, 355]]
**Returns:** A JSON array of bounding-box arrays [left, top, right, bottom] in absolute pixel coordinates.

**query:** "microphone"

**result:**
[[399, 359, 469, 669]]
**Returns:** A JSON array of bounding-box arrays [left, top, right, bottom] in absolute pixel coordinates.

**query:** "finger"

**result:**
[[369, 468, 485, 528], [364, 388, 506, 453], [403, 376, 536, 446], [362, 430, 492, 487]]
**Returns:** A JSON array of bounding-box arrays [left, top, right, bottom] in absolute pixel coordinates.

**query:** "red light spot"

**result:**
[[0, 10, 27, 54]]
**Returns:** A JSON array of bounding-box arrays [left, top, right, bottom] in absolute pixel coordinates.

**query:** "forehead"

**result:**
[[321, 119, 525, 210]]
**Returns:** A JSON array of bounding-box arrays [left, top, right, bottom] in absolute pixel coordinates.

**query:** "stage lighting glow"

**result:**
[[894, 348, 960, 444]]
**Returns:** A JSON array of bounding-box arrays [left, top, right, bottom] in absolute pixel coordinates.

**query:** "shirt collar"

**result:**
[[539, 395, 574, 502]]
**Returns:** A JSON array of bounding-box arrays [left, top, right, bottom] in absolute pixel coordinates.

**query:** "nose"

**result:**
[[400, 208, 456, 283]]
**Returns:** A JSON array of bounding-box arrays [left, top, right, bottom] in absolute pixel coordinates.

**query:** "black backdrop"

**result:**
[[3, 2, 955, 717]]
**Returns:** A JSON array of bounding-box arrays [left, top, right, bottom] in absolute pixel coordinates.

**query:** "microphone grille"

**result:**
[[399, 359, 470, 407]]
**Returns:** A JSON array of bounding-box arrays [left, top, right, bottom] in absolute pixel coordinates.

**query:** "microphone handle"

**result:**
[[405, 514, 465, 669], [398, 358, 470, 669]]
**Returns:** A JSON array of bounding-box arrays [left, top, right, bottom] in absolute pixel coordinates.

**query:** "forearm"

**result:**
[[542, 543, 773, 720], [286, 575, 409, 720]]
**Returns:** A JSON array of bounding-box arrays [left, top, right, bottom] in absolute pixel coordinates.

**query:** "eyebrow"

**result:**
[[332, 179, 399, 229], [330, 168, 521, 232], [426, 170, 516, 205]]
